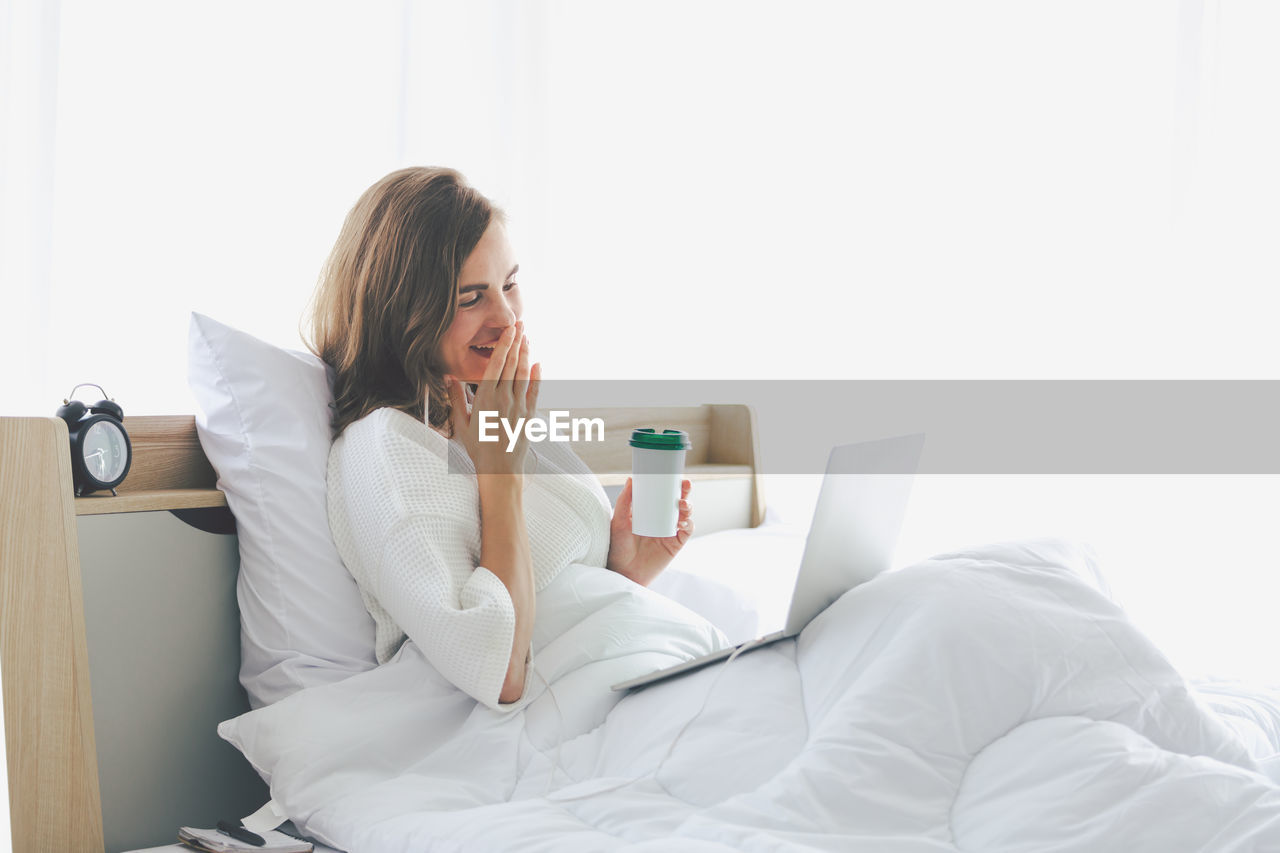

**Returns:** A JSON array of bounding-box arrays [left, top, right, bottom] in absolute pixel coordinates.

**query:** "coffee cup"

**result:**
[[629, 428, 691, 537]]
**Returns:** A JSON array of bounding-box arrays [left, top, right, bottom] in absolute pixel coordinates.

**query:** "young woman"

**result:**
[[281, 170, 1277, 852], [310, 166, 699, 710]]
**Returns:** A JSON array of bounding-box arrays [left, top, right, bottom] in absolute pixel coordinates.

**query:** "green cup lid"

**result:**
[[629, 428, 692, 450]]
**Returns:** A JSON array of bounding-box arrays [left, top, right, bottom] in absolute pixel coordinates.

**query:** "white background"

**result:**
[[3, 2, 1280, 845]]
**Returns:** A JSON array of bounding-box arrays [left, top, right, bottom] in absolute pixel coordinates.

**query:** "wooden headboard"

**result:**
[[0, 405, 763, 852]]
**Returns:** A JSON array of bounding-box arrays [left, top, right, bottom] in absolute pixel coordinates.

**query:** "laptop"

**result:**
[[611, 433, 924, 693]]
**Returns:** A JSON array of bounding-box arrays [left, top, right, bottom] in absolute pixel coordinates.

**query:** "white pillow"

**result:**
[[188, 313, 378, 708], [647, 566, 759, 646], [655, 514, 809, 642]]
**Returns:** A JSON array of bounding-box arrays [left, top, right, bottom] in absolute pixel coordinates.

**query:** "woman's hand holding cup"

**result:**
[[606, 477, 694, 587], [443, 320, 542, 478]]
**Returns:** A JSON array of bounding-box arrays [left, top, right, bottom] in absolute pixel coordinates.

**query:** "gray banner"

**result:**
[[443, 380, 1280, 474]]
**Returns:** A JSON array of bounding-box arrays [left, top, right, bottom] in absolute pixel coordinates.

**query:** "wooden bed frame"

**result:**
[[0, 406, 764, 853]]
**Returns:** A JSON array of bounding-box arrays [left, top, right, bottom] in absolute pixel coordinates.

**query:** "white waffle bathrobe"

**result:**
[[326, 407, 614, 711]]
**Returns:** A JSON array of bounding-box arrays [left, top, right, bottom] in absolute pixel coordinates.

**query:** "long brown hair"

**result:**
[[307, 167, 503, 438]]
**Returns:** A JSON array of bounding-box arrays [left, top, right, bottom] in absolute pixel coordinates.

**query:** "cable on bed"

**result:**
[[527, 647, 566, 798]]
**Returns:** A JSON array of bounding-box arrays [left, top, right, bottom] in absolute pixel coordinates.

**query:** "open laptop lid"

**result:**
[[782, 433, 925, 637]]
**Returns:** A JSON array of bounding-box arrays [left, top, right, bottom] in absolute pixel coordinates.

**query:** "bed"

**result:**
[[3, 315, 1280, 852]]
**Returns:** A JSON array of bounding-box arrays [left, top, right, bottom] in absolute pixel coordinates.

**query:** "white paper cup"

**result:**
[[630, 428, 691, 537]]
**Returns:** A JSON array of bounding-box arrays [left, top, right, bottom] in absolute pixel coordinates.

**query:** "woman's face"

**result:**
[[438, 220, 522, 382]]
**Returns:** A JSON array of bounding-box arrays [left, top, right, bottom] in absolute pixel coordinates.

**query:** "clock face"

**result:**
[[83, 420, 128, 484]]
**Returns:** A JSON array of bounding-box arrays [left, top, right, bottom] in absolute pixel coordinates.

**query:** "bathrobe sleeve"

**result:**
[[374, 512, 528, 711], [327, 408, 531, 712]]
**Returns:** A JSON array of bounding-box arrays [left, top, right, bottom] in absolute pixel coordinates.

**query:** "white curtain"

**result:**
[[1, 0, 62, 839], [11, 1, 1280, 407], [1, 0, 60, 416]]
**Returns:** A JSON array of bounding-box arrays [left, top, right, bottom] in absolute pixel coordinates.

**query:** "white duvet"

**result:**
[[221, 540, 1280, 852]]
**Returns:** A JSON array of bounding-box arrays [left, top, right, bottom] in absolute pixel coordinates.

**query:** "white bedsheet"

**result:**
[[221, 540, 1280, 852]]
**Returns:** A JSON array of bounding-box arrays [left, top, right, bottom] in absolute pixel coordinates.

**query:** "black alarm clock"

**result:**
[[56, 384, 132, 497]]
